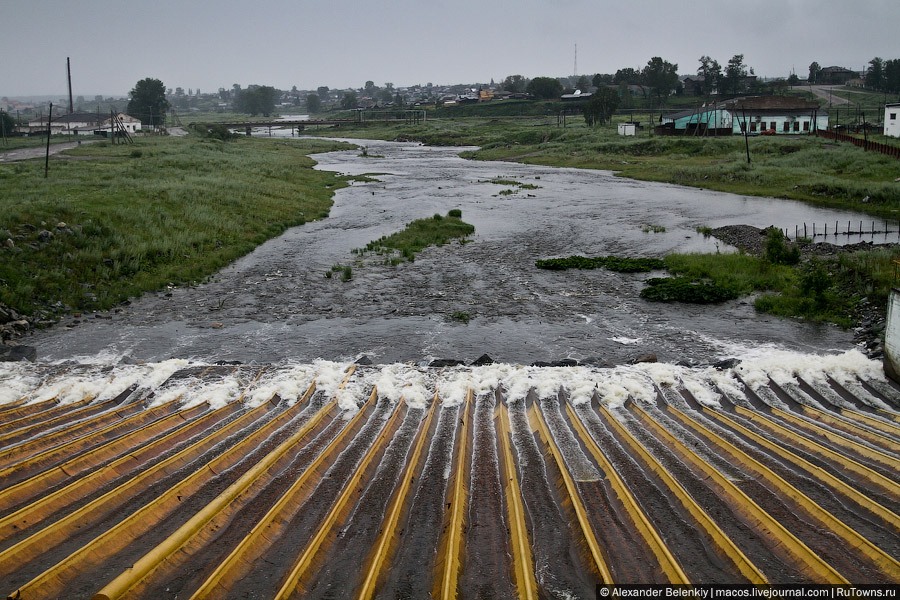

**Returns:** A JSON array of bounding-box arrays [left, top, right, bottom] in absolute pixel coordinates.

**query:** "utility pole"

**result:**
[[45, 103, 53, 178]]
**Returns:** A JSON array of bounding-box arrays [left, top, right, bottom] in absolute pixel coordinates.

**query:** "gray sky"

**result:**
[[3, 0, 899, 97]]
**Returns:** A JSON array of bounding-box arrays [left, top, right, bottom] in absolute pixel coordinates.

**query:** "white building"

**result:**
[[885, 103, 900, 138]]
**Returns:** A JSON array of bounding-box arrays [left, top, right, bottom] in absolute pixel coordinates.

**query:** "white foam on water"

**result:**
[[373, 363, 431, 409], [0, 362, 41, 405], [246, 364, 317, 408], [681, 370, 722, 408], [435, 368, 471, 407], [609, 336, 642, 345]]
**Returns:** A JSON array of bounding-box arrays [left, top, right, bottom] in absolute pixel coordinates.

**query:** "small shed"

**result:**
[[885, 103, 900, 138], [617, 123, 636, 136]]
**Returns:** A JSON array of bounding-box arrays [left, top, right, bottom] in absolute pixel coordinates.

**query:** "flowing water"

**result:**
[[22, 138, 883, 366]]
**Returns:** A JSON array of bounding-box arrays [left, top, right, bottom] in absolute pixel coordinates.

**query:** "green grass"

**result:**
[[359, 211, 474, 263], [0, 135, 354, 317]]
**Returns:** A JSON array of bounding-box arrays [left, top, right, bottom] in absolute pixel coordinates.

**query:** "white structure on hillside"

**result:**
[[885, 103, 900, 138]]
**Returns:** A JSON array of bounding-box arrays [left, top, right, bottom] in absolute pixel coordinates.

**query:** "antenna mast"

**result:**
[[574, 43, 578, 77]]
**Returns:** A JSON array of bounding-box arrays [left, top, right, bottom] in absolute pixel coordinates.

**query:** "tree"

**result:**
[[592, 73, 612, 87], [885, 59, 900, 94], [575, 74, 590, 91], [0, 111, 14, 137], [722, 54, 748, 96], [642, 56, 679, 105], [364, 80, 377, 98], [126, 78, 170, 127], [235, 85, 277, 116], [866, 57, 885, 90], [582, 87, 620, 126], [317, 86, 330, 100], [697, 56, 721, 96], [613, 68, 641, 85], [341, 91, 358, 109], [808, 61, 821, 84], [306, 93, 322, 113], [526, 76, 563, 99], [502, 74, 528, 94]]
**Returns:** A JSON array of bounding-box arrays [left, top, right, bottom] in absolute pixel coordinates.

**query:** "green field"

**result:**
[[0, 135, 352, 319]]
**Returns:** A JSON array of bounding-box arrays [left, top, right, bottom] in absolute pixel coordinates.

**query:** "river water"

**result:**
[[23, 138, 882, 366]]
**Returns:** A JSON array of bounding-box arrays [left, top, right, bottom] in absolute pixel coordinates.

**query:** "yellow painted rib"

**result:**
[[495, 400, 538, 600], [674, 406, 900, 578], [434, 389, 473, 600], [189, 388, 377, 599], [843, 408, 900, 434], [769, 406, 900, 470], [0, 399, 188, 497], [571, 405, 689, 584], [3, 383, 306, 596], [702, 406, 900, 533], [589, 403, 767, 583], [358, 392, 439, 599], [0, 401, 145, 468], [530, 401, 613, 584], [0, 396, 97, 443], [630, 403, 849, 584], [273, 394, 405, 600], [798, 404, 900, 449], [90, 381, 330, 600], [733, 405, 900, 497], [0, 401, 226, 538]]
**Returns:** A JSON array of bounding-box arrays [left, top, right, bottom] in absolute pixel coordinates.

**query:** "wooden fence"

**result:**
[[817, 129, 900, 159]]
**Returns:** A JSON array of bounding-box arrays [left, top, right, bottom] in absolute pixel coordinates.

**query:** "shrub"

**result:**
[[640, 277, 739, 304], [763, 228, 800, 265], [448, 209, 462, 218]]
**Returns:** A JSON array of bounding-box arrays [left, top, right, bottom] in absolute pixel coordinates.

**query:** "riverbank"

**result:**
[[315, 117, 900, 220], [0, 135, 354, 344]]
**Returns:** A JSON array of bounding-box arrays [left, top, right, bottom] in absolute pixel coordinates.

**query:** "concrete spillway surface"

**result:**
[[0, 351, 899, 598]]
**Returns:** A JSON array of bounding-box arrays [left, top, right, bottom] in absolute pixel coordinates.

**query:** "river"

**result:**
[[21, 138, 883, 366]]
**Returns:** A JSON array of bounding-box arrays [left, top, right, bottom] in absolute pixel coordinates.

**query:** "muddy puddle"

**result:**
[[26, 138, 880, 365]]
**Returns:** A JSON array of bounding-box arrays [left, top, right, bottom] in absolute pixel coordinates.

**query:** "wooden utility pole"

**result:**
[[741, 107, 751, 165], [45, 103, 53, 178]]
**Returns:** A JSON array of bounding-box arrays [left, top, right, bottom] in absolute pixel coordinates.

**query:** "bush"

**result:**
[[640, 277, 739, 304], [536, 255, 665, 272], [448, 209, 462, 218], [763, 228, 800, 265]]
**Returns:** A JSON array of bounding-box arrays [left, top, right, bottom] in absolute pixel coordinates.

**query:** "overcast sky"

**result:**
[[3, 0, 899, 98]]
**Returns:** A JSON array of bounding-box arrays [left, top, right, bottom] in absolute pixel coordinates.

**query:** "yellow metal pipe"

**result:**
[[630, 403, 849, 584], [495, 400, 538, 600], [273, 393, 404, 599], [190, 389, 375, 599], [590, 403, 767, 583], [672, 405, 900, 578], [702, 406, 899, 532], [434, 389, 473, 600], [531, 401, 613, 584], [734, 405, 900, 496], [358, 391, 439, 599], [91, 382, 326, 600], [574, 404, 690, 584]]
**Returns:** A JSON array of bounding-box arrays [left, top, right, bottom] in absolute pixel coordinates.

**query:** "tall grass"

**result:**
[[0, 136, 353, 316], [359, 211, 474, 263]]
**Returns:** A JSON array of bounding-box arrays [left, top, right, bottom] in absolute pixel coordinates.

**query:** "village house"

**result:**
[[885, 103, 900, 138], [659, 96, 827, 136], [25, 111, 142, 136], [25, 111, 103, 135]]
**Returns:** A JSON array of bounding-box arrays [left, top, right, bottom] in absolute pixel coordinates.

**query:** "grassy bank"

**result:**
[[313, 117, 900, 220], [0, 135, 353, 319]]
